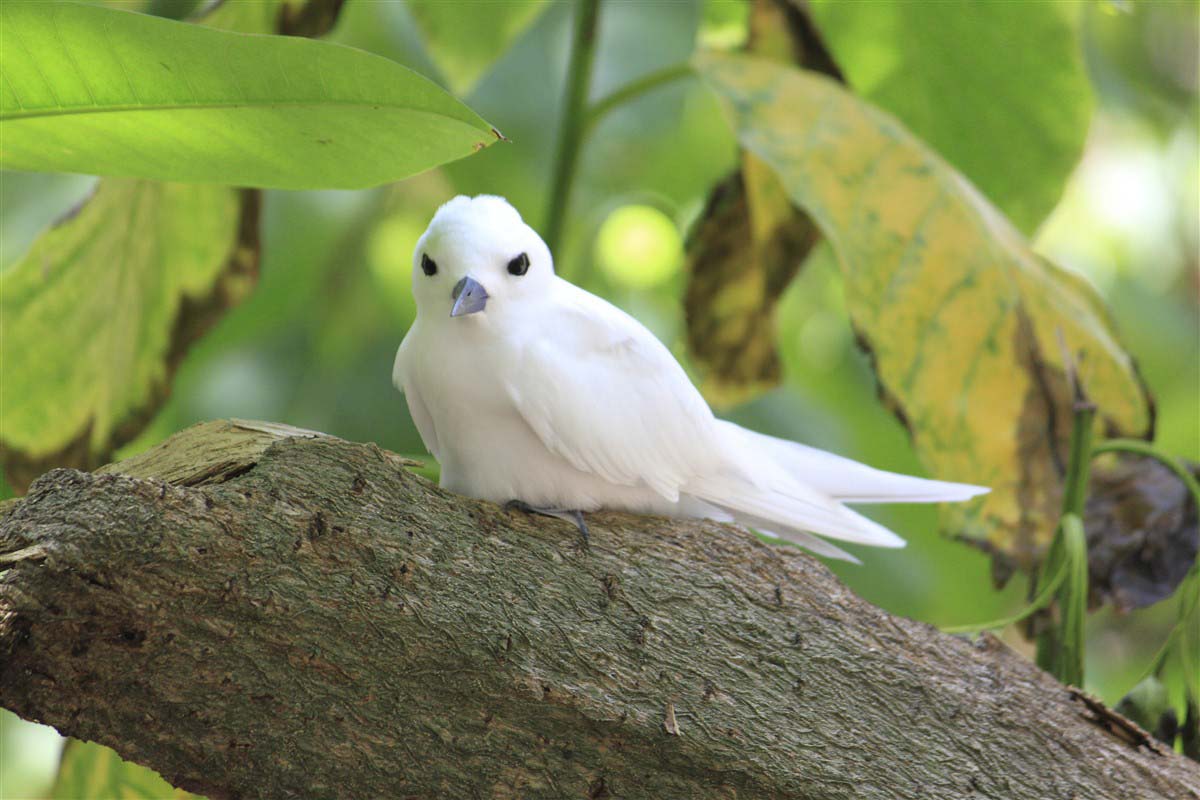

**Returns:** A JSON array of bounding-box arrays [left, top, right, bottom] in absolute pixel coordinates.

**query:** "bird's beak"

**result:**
[[450, 276, 489, 317]]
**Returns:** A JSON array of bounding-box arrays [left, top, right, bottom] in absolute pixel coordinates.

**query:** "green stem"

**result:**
[[1060, 400, 1097, 519], [583, 63, 695, 136], [544, 0, 601, 258], [941, 551, 1070, 634], [1033, 397, 1095, 683]]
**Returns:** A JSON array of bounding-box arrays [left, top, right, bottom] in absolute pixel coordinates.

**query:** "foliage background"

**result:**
[[1, 0, 1196, 796]]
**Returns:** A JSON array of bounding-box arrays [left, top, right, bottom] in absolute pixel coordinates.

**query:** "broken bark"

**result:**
[[1, 421, 1196, 799]]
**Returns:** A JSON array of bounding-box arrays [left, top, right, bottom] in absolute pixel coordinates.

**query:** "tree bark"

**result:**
[[1, 421, 1196, 799]]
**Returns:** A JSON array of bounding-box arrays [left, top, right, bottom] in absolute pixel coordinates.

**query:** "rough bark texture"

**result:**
[[1, 421, 1196, 800]]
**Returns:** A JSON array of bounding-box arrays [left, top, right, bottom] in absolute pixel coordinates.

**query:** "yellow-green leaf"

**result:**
[[808, 0, 1092, 233], [696, 52, 1152, 567], [52, 739, 199, 800], [0, 180, 258, 490]]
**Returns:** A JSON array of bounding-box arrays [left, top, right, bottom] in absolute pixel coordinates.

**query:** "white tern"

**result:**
[[393, 195, 987, 560]]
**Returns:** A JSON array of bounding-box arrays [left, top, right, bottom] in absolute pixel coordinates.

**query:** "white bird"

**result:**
[[393, 195, 987, 561]]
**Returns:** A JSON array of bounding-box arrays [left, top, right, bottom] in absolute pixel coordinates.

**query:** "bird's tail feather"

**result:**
[[752, 526, 861, 564], [685, 421, 991, 560], [719, 421, 988, 504], [687, 474, 906, 548]]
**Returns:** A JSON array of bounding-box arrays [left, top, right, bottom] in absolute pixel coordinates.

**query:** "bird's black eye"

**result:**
[[507, 252, 530, 276], [421, 253, 437, 276]]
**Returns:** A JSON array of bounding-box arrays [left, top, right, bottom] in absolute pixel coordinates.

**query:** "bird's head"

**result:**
[[411, 195, 553, 320]]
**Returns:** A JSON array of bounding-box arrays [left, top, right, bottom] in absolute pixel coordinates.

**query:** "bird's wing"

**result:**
[[393, 333, 441, 460], [504, 285, 719, 501]]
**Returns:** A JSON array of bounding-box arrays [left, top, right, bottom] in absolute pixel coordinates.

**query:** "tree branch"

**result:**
[[1, 421, 1196, 799]]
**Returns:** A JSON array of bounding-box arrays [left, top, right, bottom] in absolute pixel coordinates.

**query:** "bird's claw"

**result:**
[[504, 500, 589, 548]]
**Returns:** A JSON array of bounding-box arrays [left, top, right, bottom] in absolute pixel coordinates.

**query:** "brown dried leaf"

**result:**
[[1085, 457, 1199, 612]]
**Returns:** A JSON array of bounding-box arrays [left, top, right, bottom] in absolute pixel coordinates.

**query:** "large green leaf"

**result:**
[[808, 0, 1092, 233], [407, 0, 547, 94], [696, 53, 1152, 568], [0, 179, 257, 489], [0, 1, 499, 188], [52, 740, 199, 800]]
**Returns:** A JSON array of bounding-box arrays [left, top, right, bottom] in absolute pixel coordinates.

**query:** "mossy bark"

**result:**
[[1, 421, 1196, 799]]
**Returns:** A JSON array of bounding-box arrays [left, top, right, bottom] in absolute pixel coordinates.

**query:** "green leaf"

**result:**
[[696, 52, 1152, 567], [1143, 555, 1200, 728], [0, 1, 499, 189], [52, 739, 199, 800], [407, 0, 547, 94], [0, 179, 258, 490], [1115, 675, 1173, 738], [808, 0, 1092, 233]]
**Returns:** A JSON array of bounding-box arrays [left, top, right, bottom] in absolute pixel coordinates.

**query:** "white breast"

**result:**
[[404, 317, 678, 515]]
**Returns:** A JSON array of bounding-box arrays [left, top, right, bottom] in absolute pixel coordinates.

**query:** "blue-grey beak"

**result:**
[[450, 276, 489, 317]]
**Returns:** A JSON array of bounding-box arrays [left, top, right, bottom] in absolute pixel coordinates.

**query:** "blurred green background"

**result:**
[[1, 0, 1196, 796]]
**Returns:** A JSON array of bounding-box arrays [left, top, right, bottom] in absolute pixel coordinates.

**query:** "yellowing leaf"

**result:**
[[683, 0, 826, 407], [52, 739, 199, 800], [0, 180, 258, 490], [684, 156, 817, 406], [696, 53, 1152, 568]]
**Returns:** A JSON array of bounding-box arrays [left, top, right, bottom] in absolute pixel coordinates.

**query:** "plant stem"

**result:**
[[1060, 398, 1097, 519], [1034, 395, 1095, 684], [941, 553, 1070, 634], [544, 0, 601, 257], [583, 63, 696, 136]]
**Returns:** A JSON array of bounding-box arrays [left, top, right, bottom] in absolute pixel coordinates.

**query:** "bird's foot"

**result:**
[[504, 500, 590, 547]]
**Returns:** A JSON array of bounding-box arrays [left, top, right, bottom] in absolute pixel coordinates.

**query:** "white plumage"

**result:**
[[393, 195, 986, 560]]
